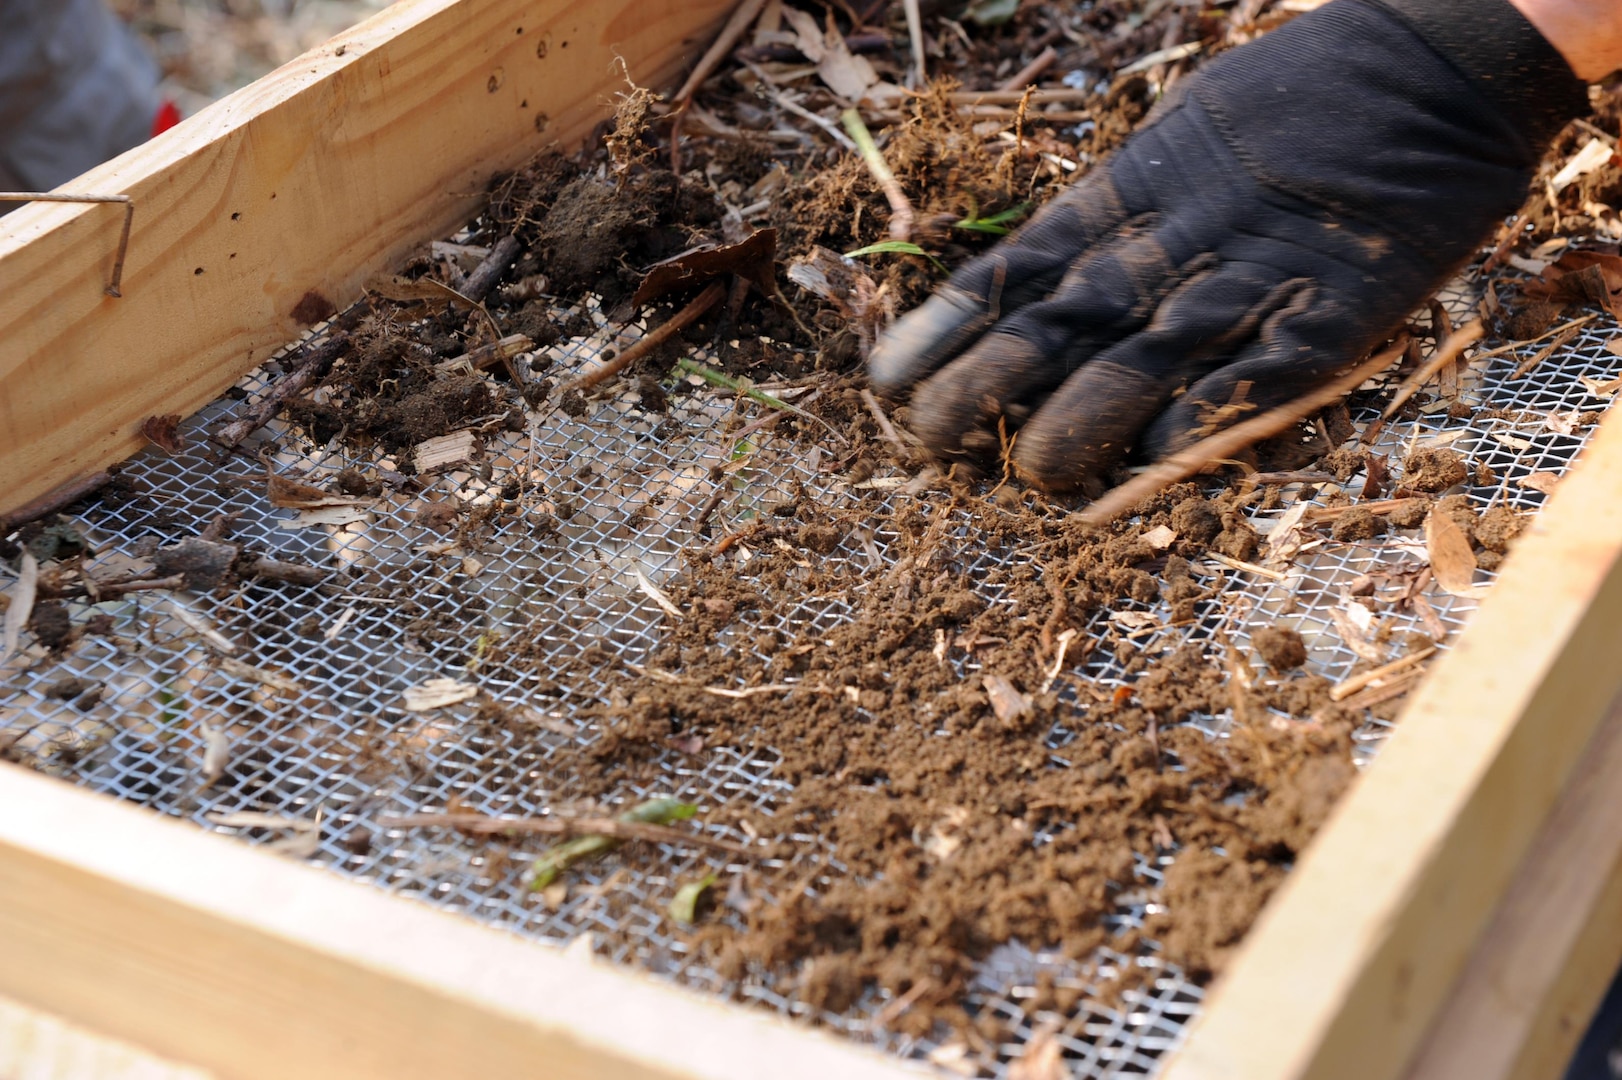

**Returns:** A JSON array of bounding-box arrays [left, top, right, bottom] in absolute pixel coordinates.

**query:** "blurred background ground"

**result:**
[[109, 0, 391, 116]]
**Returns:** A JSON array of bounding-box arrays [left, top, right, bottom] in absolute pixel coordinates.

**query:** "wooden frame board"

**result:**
[[4, 1, 1622, 1076], [0, 0, 735, 519]]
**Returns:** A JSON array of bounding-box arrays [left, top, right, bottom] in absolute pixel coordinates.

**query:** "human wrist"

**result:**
[[1506, 0, 1622, 81]]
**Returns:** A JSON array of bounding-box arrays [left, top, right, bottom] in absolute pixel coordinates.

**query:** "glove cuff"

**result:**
[[1377, 0, 1589, 148]]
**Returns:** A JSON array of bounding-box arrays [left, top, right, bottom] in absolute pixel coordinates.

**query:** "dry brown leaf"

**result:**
[[1518, 471, 1561, 495], [1425, 509, 1489, 599], [140, 413, 185, 454], [631, 229, 778, 307], [782, 6, 880, 100], [266, 471, 362, 509], [983, 674, 1033, 727]]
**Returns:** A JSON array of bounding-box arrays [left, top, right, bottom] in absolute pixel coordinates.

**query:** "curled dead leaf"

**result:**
[[632, 229, 777, 307], [1425, 509, 1489, 599]]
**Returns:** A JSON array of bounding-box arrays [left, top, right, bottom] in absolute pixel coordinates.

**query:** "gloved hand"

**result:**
[[869, 0, 1588, 493]]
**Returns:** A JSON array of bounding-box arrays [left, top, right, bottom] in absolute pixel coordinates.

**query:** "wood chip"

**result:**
[[201, 724, 230, 784], [1425, 509, 1489, 599], [1, 551, 38, 666], [413, 429, 479, 472], [634, 567, 684, 619], [277, 505, 371, 529], [1328, 606, 1386, 664], [1330, 646, 1437, 702], [1551, 137, 1616, 194], [1142, 524, 1177, 551], [167, 600, 237, 654], [1518, 471, 1561, 495], [983, 674, 1033, 726], [217, 656, 303, 694], [402, 677, 479, 711], [208, 810, 319, 832]]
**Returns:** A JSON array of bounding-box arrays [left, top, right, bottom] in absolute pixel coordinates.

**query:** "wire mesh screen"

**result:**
[[2, 278, 1617, 1078]]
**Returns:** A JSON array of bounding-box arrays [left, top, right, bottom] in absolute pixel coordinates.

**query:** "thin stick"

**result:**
[[0, 471, 111, 533], [1511, 324, 1582, 380], [212, 329, 356, 450], [840, 109, 915, 242], [860, 388, 912, 460], [998, 45, 1058, 92], [1330, 646, 1438, 702], [1078, 342, 1407, 526], [459, 233, 521, 302], [673, 0, 769, 106], [564, 282, 725, 393], [902, 0, 927, 85], [946, 88, 1090, 106], [1, 192, 134, 297], [1472, 313, 1598, 363], [1379, 319, 1484, 421], [379, 812, 753, 855]]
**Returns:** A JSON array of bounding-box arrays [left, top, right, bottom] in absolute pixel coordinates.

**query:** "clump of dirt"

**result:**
[[1476, 505, 1524, 553], [1403, 447, 1468, 493], [1331, 506, 1382, 542], [533, 170, 720, 302], [506, 481, 1363, 1035], [1252, 626, 1307, 671]]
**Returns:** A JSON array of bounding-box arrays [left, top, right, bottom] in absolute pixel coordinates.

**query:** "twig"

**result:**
[[1330, 646, 1437, 702], [1378, 319, 1484, 421], [840, 109, 914, 242], [1511, 324, 1582, 380], [459, 234, 521, 302], [674, 0, 769, 106], [946, 88, 1090, 106], [49, 573, 186, 600], [677, 358, 847, 442], [0, 192, 134, 297], [902, 0, 927, 85], [1078, 342, 1408, 526], [1206, 552, 1286, 580], [860, 388, 913, 460], [1472, 313, 1599, 363], [565, 282, 726, 393], [0, 471, 111, 534], [998, 45, 1058, 92], [1245, 470, 1337, 486], [379, 812, 752, 854], [244, 556, 329, 587], [436, 333, 534, 373], [211, 330, 355, 450]]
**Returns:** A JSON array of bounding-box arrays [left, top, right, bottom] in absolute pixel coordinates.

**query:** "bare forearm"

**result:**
[[1509, 0, 1622, 80]]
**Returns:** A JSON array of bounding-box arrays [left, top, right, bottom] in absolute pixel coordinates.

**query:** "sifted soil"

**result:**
[[502, 480, 1367, 1034]]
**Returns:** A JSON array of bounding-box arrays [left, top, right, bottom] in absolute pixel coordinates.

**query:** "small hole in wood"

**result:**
[[488, 68, 505, 93], [194, 267, 204, 275], [231, 212, 241, 221], [534, 113, 550, 134]]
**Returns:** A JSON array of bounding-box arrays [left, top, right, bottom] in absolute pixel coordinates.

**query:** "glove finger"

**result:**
[[869, 167, 1134, 392], [1007, 264, 1301, 492], [904, 224, 1184, 469], [1138, 296, 1357, 461]]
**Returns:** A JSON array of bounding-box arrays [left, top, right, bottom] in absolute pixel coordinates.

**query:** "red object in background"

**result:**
[[151, 99, 181, 136]]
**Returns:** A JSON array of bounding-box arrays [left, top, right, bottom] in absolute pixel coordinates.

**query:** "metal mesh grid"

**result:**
[[2, 279, 1617, 1078]]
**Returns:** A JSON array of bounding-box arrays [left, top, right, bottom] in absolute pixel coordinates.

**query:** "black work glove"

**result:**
[[869, 0, 1588, 493]]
